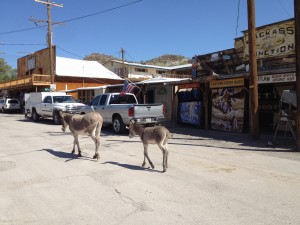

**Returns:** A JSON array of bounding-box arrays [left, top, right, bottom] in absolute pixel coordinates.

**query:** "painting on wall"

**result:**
[[178, 101, 202, 126], [211, 87, 245, 133]]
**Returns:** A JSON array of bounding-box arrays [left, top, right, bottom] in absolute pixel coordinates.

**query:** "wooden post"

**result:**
[[295, 0, 300, 151], [204, 81, 209, 130], [121, 48, 126, 78], [34, 0, 63, 85], [247, 0, 260, 139]]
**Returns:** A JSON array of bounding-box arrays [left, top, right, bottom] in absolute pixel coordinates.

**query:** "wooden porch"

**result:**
[[0, 74, 51, 90]]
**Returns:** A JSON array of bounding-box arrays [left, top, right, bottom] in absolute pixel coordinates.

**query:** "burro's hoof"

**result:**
[[93, 153, 99, 160], [78, 152, 82, 157]]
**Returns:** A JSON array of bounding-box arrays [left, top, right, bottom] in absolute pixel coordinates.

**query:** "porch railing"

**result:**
[[0, 74, 51, 90]]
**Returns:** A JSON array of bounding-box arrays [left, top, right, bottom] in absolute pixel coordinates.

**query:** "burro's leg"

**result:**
[[74, 134, 82, 157], [143, 143, 154, 169], [90, 134, 100, 160], [158, 142, 168, 172], [71, 138, 76, 154]]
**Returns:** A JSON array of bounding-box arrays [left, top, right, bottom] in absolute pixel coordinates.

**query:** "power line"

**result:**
[[0, 0, 143, 36], [56, 45, 85, 58], [0, 43, 46, 46]]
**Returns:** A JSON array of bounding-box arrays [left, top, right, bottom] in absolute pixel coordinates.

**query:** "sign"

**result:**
[[178, 83, 200, 89], [243, 20, 295, 59], [210, 78, 244, 88], [257, 73, 296, 84]]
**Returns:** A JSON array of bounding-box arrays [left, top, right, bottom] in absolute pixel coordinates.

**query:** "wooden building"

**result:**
[[189, 18, 296, 133], [0, 47, 123, 104]]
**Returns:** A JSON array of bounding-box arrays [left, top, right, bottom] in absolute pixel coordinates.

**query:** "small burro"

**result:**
[[60, 111, 103, 160], [127, 120, 172, 173]]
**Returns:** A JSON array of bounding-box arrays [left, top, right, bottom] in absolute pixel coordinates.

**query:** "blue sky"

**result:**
[[0, 0, 294, 69]]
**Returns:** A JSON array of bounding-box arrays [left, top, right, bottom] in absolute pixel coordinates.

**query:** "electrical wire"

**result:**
[[56, 45, 85, 59], [0, 43, 46, 46], [0, 0, 143, 36], [277, 0, 293, 18]]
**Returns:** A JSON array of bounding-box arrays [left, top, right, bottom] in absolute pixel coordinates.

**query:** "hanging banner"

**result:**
[[211, 87, 245, 133], [243, 20, 295, 59]]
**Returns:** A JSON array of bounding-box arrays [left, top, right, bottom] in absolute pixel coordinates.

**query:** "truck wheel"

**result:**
[[32, 109, 39, 122], [112, 116, 126, 134], [53, 111, 61, 125]]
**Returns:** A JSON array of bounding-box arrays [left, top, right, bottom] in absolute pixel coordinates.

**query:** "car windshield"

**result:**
[[53, 96, 77, 103], [8, 99, 19, 104]]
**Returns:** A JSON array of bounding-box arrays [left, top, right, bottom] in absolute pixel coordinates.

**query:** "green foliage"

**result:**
[[0, 58, 16, 82]]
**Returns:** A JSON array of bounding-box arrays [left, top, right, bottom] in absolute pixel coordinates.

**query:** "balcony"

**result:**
[[0, 74, 51, 90]]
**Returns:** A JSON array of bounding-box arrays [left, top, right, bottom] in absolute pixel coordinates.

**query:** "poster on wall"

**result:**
[[178, 101, 202, 126], [211, 87, 245, 133]]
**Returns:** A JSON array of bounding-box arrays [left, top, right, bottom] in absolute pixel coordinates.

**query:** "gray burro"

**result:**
[[127, 120, 172, 172]]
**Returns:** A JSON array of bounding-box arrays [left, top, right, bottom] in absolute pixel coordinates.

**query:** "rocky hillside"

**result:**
[[84, 53, 190, 66]]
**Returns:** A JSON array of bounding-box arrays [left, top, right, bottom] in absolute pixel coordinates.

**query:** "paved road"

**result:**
[[0, 113, 300, 225]]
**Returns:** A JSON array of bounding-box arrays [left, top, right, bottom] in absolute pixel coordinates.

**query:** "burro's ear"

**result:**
[[126, 126, 129, 130], [59, 111, 64, 117]]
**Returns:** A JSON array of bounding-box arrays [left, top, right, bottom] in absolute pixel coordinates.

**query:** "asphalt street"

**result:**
[[0, 113, 300, 225]]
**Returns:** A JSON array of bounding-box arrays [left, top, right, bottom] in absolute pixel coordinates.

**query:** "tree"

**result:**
[[0, 58, 16, 81]]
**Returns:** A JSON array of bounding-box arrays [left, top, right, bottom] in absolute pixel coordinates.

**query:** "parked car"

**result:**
[[0, 98, 21, 113], [25, 92, 86, 124], [78, 93, 165, 134]]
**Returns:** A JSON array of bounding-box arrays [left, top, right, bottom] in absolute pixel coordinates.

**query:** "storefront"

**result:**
[[257, 71, 296, 131]]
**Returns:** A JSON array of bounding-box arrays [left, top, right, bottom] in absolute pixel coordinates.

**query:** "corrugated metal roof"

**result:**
[[56, 57, 123, 80], [111, 60, 192, 70]]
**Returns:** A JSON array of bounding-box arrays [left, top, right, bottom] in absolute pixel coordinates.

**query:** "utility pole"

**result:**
[[121, 48, 126, 78], [295, 0, 300, 151], [34, 0, 63, 86], [247, 0, 260, 139]]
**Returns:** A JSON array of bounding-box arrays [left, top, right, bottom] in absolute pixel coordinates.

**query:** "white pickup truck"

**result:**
[[25, 92, 85, 124], [78, 93, 165, 134]]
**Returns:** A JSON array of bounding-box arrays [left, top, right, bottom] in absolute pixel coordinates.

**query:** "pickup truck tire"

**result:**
[[32, 109, 40, 122], [53, 111, 61, 125], [112, 115, 126, 134]]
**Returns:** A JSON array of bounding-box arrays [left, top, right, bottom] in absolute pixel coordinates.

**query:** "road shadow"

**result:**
[[166, 124, 296, 151], [103, 161, 162, 173], [42, 148, 96, 162]]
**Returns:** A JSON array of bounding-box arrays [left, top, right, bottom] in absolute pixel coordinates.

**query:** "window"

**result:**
[[134, 68, 148, 73], [43, 96, 52, 104], [157, 70, 166, 74], [109, 94, 136, 104], [99, 95, 107, 105], [91, 95, 101, 106], [8, 99, 19, 104]]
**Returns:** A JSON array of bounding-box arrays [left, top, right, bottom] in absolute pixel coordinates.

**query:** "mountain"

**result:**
[[84, 53, 191, 67]]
